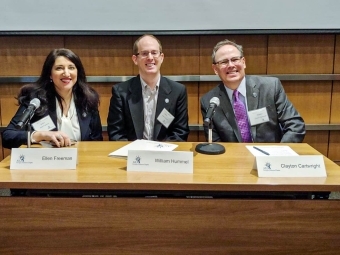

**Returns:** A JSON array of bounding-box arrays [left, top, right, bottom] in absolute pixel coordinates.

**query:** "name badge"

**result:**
[[248, 107, 269, 126], [127, 150, 193, 173], [31, 115, 56, 131], [10, 148, 77, 170], [256, 155, 327, 177], [157, 108, 175, 128]]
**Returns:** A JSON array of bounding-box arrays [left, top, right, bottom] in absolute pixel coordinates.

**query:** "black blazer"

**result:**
[[200, 75, 306, 143], [2, 99, 103, 149], [107, 75, 189, 141]]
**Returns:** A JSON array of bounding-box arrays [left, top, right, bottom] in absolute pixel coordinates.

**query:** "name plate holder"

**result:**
[[10, 148, 78, 170], [127, 150, 193, 173], [255, 155, 327, 177]]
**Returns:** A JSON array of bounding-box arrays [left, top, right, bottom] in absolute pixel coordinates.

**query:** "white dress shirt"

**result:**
[[56, 96, 81, 141], [140, 77, 160, 140]]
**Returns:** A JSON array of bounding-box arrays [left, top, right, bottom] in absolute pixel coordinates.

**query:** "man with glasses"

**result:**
[[107, 34, 189, 141], [200, 39, 305, 143]]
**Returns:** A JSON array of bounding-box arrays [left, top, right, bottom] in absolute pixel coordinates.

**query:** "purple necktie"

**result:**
[[233, 90, 252, 142]]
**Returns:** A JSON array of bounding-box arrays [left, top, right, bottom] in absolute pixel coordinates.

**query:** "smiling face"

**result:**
[[132, 35, 164, 79], [212, 44, 246, 90], [50, 56, 78, 96]]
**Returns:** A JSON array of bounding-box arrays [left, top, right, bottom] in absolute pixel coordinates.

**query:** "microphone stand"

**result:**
[[195, 120, 225, 155], [26, 121, 32, 148]]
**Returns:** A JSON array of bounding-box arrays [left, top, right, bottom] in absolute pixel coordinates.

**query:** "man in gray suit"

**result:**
[[200, 39, 305, 143], [107, 34, 189, 141]]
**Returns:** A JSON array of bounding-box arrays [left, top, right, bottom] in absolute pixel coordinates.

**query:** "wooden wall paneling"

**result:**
[[186, 81, 199, 142], [64, 36, 134, 76], [0, 36, 64, 76], [330, 82, 340, 162], [329, 131, 340, 161], [98, 95, 110, 127], [199, 35, 227, 75], [187, 131, 199, 142], [1, 97, 19, 126], [0, 83, 22, 104], [199, 35, 268, 75], [102, 131, 109, 141], [332, 35, 340, 73], [198, 131, 206, 142], [0, 83, 23, 126], [330, 81, 340, 123], [3, 198, 340, 254], [267, 34, 335, 74], [90, 82, 113, 126], [186, 82, 199, 125], [304, 131, 329, 157], [282, 81, 332, 124], [131, 35, 139, 75]]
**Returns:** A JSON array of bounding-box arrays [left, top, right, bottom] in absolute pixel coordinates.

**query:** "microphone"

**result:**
[[204, 97, 220, 125], [16, 98, 41, 129], [195, 96, 225, 155]]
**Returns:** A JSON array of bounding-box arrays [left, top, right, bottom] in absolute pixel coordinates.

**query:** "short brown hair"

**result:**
[[133, 34, 163, 55]]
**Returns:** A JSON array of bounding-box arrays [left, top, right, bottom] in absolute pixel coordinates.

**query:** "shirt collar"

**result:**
[[224, 76, 247, 101], [140, 76, 160, 92]]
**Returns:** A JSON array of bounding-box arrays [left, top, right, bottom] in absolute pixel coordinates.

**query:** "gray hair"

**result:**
[[212, 39, 244, 64]]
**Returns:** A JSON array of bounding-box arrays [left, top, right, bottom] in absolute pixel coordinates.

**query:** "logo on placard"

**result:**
[[132, 155, 148, 166], [264, 162, 271, 170], [134, 156, 141, 164], [19, 154, 25, 163], [132, 155, 149, 166], [16, 154, 32, 164]]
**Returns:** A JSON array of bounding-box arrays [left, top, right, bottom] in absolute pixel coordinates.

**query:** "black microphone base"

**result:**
[[195, 143, 225, 155]]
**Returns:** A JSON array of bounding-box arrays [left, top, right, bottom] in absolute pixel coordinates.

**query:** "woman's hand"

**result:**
[[32, 131, 73, 147]]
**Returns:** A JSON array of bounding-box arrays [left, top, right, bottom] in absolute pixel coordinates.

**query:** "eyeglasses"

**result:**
[[135, 50, 162, 58], [214, 56, 243, 67]]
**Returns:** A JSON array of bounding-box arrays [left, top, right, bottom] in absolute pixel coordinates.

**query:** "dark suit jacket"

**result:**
[[2, 99, 103, 149], [200, 75, 306, 143], [107, 75, 189, 141]]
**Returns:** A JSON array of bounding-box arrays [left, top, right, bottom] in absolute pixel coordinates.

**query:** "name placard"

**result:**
[[10, 148, 78, 170], [256, 155, 327, 177], [127, 150, 193, 173]]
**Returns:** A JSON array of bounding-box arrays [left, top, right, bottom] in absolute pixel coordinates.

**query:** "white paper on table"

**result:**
[[246, 145, 299, 157], [108, 139, 178, 159]]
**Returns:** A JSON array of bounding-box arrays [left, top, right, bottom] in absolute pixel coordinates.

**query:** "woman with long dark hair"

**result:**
[[2, 48, 103, 148]]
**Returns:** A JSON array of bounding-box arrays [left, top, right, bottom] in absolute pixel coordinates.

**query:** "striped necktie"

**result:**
[[233, 90, 252, 142]]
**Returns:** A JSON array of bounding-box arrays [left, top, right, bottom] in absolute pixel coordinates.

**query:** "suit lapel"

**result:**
[[217, 84, 243, 142], [154, 76, 171, 140], [245, 76, 260, 141], [47, 98, 58, 131], [128, 77, 144, 139], [77, 109, 91, 140]]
